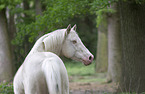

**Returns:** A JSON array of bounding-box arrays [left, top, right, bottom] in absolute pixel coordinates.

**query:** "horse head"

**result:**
[[62, 24, 94, 66]]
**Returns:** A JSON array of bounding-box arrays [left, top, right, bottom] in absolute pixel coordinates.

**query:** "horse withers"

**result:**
[[13, 24, 94, 94]]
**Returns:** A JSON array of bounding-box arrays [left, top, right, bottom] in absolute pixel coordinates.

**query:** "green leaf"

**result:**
[[0, 4, 5, 10]]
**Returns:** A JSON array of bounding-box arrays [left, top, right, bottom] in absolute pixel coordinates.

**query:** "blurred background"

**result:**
[[1, 0, 145, 94]]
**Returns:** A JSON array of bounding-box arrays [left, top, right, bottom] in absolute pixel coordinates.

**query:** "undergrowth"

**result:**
[[0, 81, 14, 94]]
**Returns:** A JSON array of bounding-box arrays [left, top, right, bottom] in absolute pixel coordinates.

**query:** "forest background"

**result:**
[[0, 0, 145, 93]]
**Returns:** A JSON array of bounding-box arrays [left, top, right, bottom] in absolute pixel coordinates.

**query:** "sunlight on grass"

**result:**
[[64, 60, 107, 83], [64, 60, 96, 76]]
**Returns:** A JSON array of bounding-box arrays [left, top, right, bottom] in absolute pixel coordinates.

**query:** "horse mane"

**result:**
[[27, 29, 66, 57]]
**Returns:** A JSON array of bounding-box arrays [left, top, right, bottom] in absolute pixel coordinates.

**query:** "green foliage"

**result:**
[[12, 0, 91, 44], [96, 8, 115, 27], [90, 0, 118, 12], [89, 0, 117, 28], [0, 0, 21, 10], [0, 82, 14, 94]]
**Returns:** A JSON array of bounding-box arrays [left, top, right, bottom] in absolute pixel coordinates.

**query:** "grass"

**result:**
[[64, 60, 96, 76], [64, 60, 107, 83]]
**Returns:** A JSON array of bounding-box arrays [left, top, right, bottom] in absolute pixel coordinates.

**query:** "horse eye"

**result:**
[[72, 40, 77, 44]]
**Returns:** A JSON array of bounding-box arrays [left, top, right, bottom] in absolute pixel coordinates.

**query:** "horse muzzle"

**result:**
[[82, 55, 94, 66]]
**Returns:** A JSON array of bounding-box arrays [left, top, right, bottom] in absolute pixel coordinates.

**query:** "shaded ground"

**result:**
[[68, 75, 118, 94], [69, 82, 118, 94], [65, 61, 118, 94]]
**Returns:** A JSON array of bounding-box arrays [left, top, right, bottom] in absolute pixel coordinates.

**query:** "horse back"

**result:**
[[23, 52, 68, 94], [41, 52, 69, 94]]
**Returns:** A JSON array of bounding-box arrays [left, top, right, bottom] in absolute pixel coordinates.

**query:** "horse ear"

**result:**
[[66, 24, 71, 35], [72, 24, 76, 31]]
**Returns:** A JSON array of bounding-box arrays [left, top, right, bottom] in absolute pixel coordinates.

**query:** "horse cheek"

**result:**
[[62, 44, 75, 58]]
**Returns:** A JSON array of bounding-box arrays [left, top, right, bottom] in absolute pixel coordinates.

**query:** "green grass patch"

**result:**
[[64, 60, 107, 83], [64, 60, 96, 76]]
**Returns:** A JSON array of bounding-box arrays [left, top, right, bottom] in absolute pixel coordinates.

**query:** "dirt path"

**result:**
[[69, 82, 118, 94]]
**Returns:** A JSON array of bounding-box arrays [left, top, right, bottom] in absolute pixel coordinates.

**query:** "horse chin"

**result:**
[[82, 60, 92, 66]]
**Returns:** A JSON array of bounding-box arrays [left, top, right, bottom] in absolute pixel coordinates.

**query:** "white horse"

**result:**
[[13, 24, 94, 94]]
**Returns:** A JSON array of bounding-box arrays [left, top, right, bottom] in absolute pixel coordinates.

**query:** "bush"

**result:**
[[0, 81, 14, 94]]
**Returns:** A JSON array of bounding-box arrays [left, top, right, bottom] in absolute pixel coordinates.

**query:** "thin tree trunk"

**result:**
[[35, 0, 42, 16], [35, 0, 44, 38], [119, 1, 145, 93], [8, 13, 16, 41], [23, 0, 32, 56], [107, 3, 122, 82], [0, 9, 13, 81], [8, 11, 17, 71], [96, 14, 108, 72], [23, 0, 29, 18]]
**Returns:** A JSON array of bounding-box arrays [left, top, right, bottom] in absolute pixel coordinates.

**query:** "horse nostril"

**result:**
[[89, 56, 92, 60]]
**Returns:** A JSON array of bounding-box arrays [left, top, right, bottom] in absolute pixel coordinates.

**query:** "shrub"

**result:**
[[0, 81, 14, 94]]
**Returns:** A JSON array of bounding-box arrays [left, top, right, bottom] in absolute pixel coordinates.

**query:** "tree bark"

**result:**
[[119, 1, 145, 93], [0, 9, 13, 81], [23, 0, 32, 57], [35, 0, 43, 16], [107, 3, 122, 83], [8, 11, 16, 71], [23, 0, 29, 18], [8, 14, 16, 41], [96, 14, 108, 72], [35, 0, 44, 38]]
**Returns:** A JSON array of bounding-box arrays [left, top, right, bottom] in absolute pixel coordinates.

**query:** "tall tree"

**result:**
[[119, 1, 145, 93], [23, 0, 33, 56], [96, 13, 108, 72], [8, 9, 17, 71], [0, 9, 13, 81], [107, 3, 122, 82]]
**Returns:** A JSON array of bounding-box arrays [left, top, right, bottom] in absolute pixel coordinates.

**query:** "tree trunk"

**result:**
[[23, 0, 29, 18], [96, 14, 108, 72], [0, 9, 13, 81], [35, 0, 43, 16], [35, 0, 44, 38], [23, 0, 32, 57], [107, 3, 122, 83], [8, 11, 17, 72], [8, 13, 16, 41], [119, 1, 145, 93]]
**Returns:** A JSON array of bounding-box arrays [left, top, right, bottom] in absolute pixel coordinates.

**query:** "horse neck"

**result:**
[[27, 29, 66, 57], [45, 30, 66, 55]]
